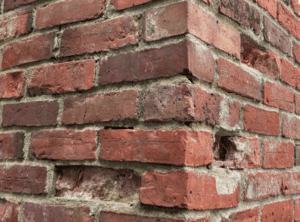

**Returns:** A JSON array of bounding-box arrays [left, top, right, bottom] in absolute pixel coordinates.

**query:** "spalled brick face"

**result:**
[[0, 200, 19, 222], [226, 207, 260, 222], [0, 71, 25, 99]]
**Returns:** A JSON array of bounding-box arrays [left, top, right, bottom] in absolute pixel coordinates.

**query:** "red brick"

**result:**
[[217, 57, 262, 101], [0, 10, 31, 42], [2, 101, 58, 127], [263, 141, 294, 169], [0, 165, 47, 194], [62, 90, 138, 125], [291, 0, 300, 17], [244, 172, 281, 201], [0, 71, 25, 99], [31, 129, 97, 160], [241, 35, 281, 79], [27, 60, 95, 96], [56, 166, 140, 202], [282, 172, 300, 195], [282, 114, 300, 139], [219, 0, 260, 35], [140, 170, 240, 210], [263, 17, 291, 55], [61, 16, 138, 57], [188, 216, 212, 222], [281, 59, 300, 89], [263, 82, 294, 112], [219, 100, 241, 129], [295, 199, 300, 221], [254, 0, 276, 18], [0, 132, 24, 160], [2, 33, 53, 70], [4, 0, 38, 11], [99, 40, 214, 85], [261, 200, 293, 222], [243, 105, 280, 136], [22, 203, 94, 222], [0, 200, 19, 222], [36, 0, 105, 29], [144, 84, 223, 125], [227, 207, 260, 222], [99, 129, 213, 166], [296, 94, 300, 115], [294, 41, 300, 64], [111, 0, 152, 10], [278, 2, 300, 40]]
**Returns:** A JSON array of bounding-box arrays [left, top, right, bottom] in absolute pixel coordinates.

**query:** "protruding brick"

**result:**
[[263, 17, 291, 55], [62, 90, 138, 125], [2, 33, 53, 70], [0, 200, 19, 222], [281, 59, 300, 89], [261, 200, 293, 222], [219, 100, 241, 129], [2, 101, 59, 127], [0, 132, 24, 160], [294, 41, 300, 64], [282, 172, 300, 195], [61, 16, 138, 57], [27, 60, 95, 96], [4, 0, 38, 11], [219, 0, 260, 35], [255, 0, 276, 18], [0, 165, 47, 194], [217, 57, 262, 101], [56, 166, 140, 202], [263, 81, 294, 112], [31, 129, 97, 160], [282, 114, 300, 139], [244, 172, 281, 201], [36, 0, 105, 29], [291, 0, 300, 17], [0, 10, 31, 42], [99, 129, 213, 166], [243, 105, 280, 136], [295, 199, 300, 221], [140, 170, 240, 210], [263, 141, 294, 169], [0, 71, 25, 99], [22, 203, 94, 222], [226, 207, 260, 222]]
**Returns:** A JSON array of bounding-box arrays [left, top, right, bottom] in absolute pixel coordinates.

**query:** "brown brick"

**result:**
[[2, 101, 59, 127], [226, 207, 260, 222], [61, 16, 138, 56], [281, 59, 300, 89], [294, 41, 300, 64], [255, 0, 276, 18], [244, 172, 281, 201], [31, 129, 97, 160], [282, 114, 300, 139], [62, 90, 138, 125], [55, 166, 140, 202], [261, 200, 293, 222], [27, 60, 95, 96], [282, 172, 300, 195], [0, 165, 47, 194], [4, 0, 38, 11], [0, 71, 25, 99], [2, 33, 53, 70], [0, 132, 24, 160], [0, 200, 19, 222]]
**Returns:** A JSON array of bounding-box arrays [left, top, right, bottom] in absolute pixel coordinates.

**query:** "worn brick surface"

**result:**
[[219, 100, 241, 129], [295, 199, 300, 221], [291, 0, 300, 17], [111, 0, 152, 10], [261, 200, 293, 222], [255, 0, 276, 18], [281, 59, 300, 89], [4, 0, 38, 11], [294, 41, 300, 64], [226, 207, 260, 222], [282, 114, 300, 139], [0, 200, 19, 222], [0, 132, 24, 160], [0, 71, 25, 99], [282, 172, 300, 195]]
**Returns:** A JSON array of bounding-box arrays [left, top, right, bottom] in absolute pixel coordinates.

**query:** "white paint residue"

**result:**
[[211, 168, 240, 195]]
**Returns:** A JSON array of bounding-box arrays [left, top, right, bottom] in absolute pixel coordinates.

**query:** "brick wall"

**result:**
[[0, 0, 300, 221]]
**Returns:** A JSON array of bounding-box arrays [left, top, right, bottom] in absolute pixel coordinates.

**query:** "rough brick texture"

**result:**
[[281, 59, 300, 89], [294, 41, 300, 64], [0, 132, 24, 160], [295, 199, 300, 222], [261, 200, 293, 222], [255, 0, 276, 18], [0, 71, 25, 99], [0, 200, 19, 222], [282, 172, 300, 195], [4, 0, 38, 11], [226, 207, 260, 222], [282, 114, 300, 139]]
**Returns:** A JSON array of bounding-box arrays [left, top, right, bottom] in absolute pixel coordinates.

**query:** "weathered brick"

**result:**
[[295, 199, 300, 221], [291, 0, 300, 17], [263, 141, 294, 169], [282, 114, 300, 139], [281, 59, 300, 89], [0, 165, 47, 194], [243, 105, 280, 136], [61, 16, 138, 56], [27, 60, 95, 96], [99, 40, 214, 85], [296, 94, 300, 115], [244, 172, 281, 201], [261, 200, 293, 222], [2, 33, 53, 70], [296, 145, 300, 166], [31, 129, 97, 160], [62, 90, 138, 125], [278, 2, 300, 40], [217, 57, 262, 101], [226, 207, 260, 222], [294, 41, 300, 64], [219, 100, 241, 129], [4, 0, 38, 11], [144, 84, 223, 125], [55, 166, 140, 202], [255, 0, 276, 18], [0, 132, 24, 160], [99, 129, 213, 166], [219, 0, 260, 35], [0, 71, 25, 99], [282, 172, 300, 195], [263, 17, 291, 55], [22, 203, 94, 222], [0, 200, 19, 222], [140, 170, 240, 210], [0, 10, 31, 42], [263, 81, 294, 112], [2, 101, 59, 127], [241, 35, 281, 79]]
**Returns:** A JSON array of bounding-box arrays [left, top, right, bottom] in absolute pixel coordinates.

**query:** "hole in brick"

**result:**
[[213, 135, 238, 168], [104, 126, 134, 130]]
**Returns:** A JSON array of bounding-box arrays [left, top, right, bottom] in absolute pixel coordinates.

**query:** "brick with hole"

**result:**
[[281, 59, 300, 89], [225, 207, 260, 222], [263, 141, 294, 169], [282, 114, 300, 139], [0, 71, 25, 99], [254, 0, 276, 18], [282, 172, 300, 195], [0, 165, 47, 194], [261, 200, 293, 222], [294, 41, 300, 64], [31, 129, 97, 161], [0, 200, 19, 222], [244, 172, 282, 201], [295, 199, 300, 222], [27, 60, 95, 96], [61, 16, 138, 56], [4, 0, 38, 11], [0, 132, 24, 160], [99, 129, 213, 166]]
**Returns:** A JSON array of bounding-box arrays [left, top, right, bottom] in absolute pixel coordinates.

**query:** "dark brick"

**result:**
[[0, 132, 24, 160]]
